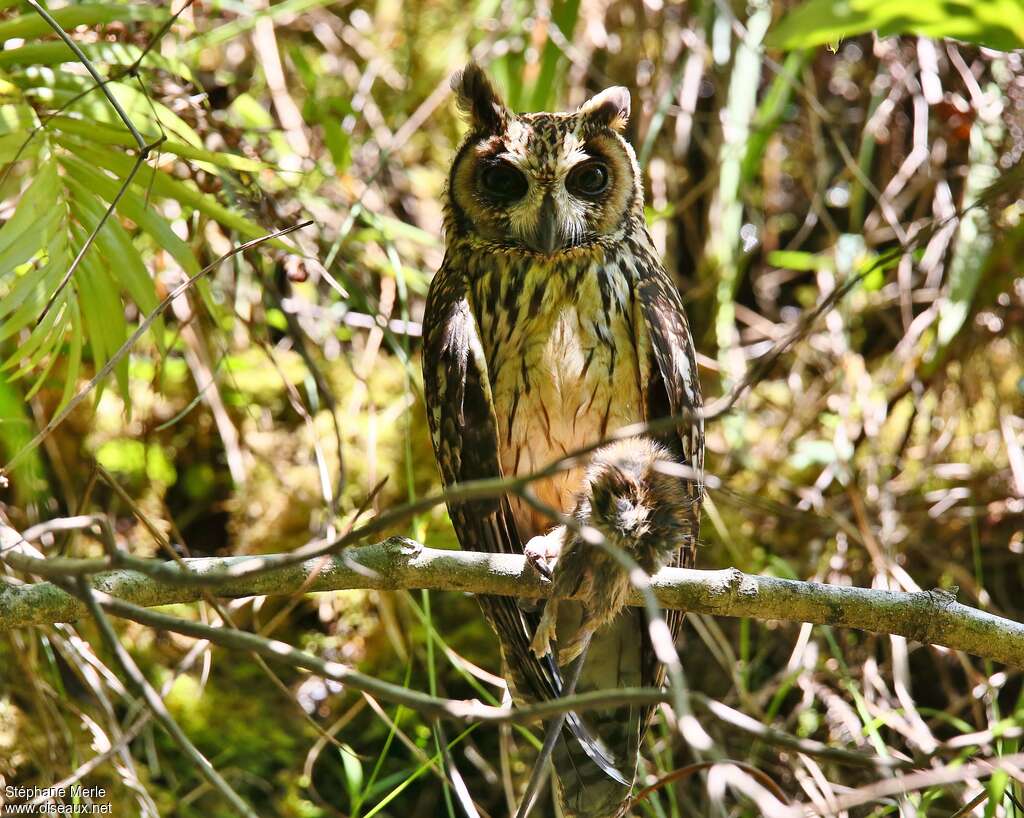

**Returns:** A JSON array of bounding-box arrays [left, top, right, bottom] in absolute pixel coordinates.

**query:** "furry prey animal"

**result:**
[[529, 437, 695, 665]]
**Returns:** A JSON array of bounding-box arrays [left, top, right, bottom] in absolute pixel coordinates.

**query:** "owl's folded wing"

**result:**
[[634, 260, 705, 690]]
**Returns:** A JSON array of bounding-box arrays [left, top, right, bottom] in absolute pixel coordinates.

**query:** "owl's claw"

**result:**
[[523, 529, 563, 579], [525, 549, 552, 579]]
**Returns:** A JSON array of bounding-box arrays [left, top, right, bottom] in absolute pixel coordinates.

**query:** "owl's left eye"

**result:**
[[480, 162, 528, 200], [567, 160, 610, 197]]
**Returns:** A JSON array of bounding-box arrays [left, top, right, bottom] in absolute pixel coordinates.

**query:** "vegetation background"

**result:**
[[0, 0, 1023, 816]]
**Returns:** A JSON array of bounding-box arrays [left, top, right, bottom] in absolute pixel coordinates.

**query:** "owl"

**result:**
[[422, 64, 704, 818]]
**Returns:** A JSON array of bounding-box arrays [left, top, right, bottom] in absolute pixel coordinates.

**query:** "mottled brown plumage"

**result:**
[[422, 63, 703, 818]]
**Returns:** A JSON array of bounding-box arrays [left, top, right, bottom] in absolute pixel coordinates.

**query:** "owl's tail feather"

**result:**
[[542, 651, 628, 785], [563, 713, 628, 784], [551, 717, 638, 818], [549, 611, 647, 818]]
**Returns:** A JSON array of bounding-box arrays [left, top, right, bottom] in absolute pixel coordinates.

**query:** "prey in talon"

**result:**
[[531, 437, 695, 665], [524, 528, 564, 579]]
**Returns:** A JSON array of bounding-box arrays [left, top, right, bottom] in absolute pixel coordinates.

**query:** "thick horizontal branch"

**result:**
[[2, 538, 1022, 668]]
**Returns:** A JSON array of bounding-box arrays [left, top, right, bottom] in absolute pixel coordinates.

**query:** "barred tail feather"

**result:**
[[552, 708, 641, 818], [548, 609, 647, 817]]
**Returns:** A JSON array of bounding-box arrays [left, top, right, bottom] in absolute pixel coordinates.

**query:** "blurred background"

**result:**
[[0, 0, 1023, 815]]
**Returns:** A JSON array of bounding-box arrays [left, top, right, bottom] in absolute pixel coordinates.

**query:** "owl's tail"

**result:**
[[514, 650, 634, 818], [544, 611, 647, 818], [551, 680, 643, 817]]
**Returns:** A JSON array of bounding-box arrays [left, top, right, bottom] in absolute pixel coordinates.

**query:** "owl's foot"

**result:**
[[523, 529, 564, 580]]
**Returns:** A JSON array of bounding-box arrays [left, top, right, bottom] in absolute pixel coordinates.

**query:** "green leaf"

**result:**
[[340, 745, 364, 814], [10, 46, 192, 82], [0, 205, 61, 280], [0, 162, 60, 272], [0, 41, 183, 72], [527, 0, 580, 111], [767, 0, 1024, 52], [986, 769, 1008, 817], [0, 373, 47, 504], [228, 93, 276, 129], [59, 135, 293, 248], [0, 98, 39, 164], [22, 81, 201, 151], [56, 300, 84, 414], [72, 230, 130, 408], [23, 330, 62, 401], [0, 227, 69, 337], [0, 252, 57, 323], [0, 5, 164, 42], [765, 250, 833, 272], [50, 115, 263, 172], [72, 223, 130, 407], [66, 180, 165, 353], [929, 110, 1001, 371], [60, 155, 202, 277], [1, 291, 65, 374]]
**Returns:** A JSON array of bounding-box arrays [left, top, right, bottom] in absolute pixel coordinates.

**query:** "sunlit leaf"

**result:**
[[56, 299, 83, 413], [0, 5, 164, 42], [66, 177, 164, 351], [767, 0, 1024, 51], [60, 155, 202, 276], [59, 135, 293, 248], [0, 161, 60, 273], [50, 115, 264, 172]]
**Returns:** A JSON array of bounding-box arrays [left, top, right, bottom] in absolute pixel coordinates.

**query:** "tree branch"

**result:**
[[2, 538, 1022, 668]]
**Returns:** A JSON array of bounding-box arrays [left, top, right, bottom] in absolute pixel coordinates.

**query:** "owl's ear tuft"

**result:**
[[578, 86, 630, 132], [451, 63, 508, 134]]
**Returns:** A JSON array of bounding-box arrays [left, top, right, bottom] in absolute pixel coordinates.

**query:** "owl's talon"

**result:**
[[558, 626, 595, 666], [525, 549, 552, 579], [524, 530, 563, 579]]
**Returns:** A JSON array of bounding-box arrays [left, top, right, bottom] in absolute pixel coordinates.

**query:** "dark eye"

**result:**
[[480, 161, 528, 200], [567, 161, 610, 197]]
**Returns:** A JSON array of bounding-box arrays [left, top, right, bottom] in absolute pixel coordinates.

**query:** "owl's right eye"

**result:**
[[480, 162, 528, 200]]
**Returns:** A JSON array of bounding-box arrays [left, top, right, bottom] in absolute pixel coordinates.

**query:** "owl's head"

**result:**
[[445, 63, 642, 255]]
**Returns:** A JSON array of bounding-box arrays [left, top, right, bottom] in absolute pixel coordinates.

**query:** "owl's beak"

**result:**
[[533, 194, 563, 254]]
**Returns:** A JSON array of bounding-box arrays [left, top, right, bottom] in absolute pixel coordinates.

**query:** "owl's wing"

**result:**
[[634, 260, 704, 689], [422, 259, 626, 782]]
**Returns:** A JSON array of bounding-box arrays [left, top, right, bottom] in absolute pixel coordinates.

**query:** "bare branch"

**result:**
[[2, 538, 1022, 668]]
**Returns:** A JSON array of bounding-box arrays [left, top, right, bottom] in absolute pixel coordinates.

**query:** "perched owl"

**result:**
[[422, 63, 704, 818], [529, 437, 698, 666]]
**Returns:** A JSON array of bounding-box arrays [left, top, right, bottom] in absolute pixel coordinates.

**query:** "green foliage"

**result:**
[[0, 11, 283, 420], [768, 0, 1024, 51]]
